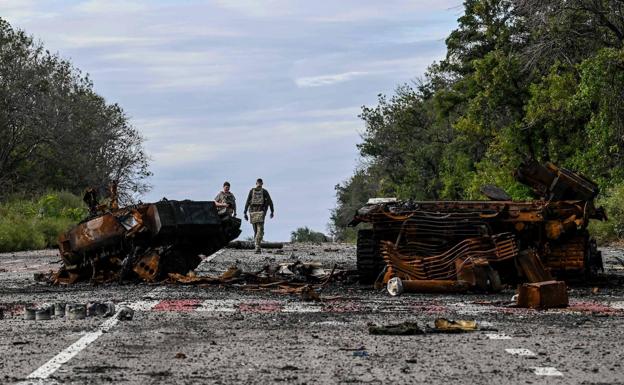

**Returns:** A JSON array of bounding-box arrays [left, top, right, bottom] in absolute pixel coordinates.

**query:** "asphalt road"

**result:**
[[1, 244, 623, 384]]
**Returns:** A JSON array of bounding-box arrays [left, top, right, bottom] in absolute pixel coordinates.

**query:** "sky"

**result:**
[[1, 0, 460, 241]]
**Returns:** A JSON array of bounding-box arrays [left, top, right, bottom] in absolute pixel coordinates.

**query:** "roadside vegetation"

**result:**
[[332, 0, 624, 242], [0, 192, 87, 252]]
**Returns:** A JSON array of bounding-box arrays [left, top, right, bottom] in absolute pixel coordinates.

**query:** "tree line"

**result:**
[[332, 0, 624, 240], [0, 18, 150, 203]]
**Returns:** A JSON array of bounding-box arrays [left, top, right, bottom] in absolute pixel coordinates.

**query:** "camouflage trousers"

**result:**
[[252, 222, 264, 249]]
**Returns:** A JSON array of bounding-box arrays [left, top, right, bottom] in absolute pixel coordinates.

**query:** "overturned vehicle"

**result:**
[[350, 160, 606, 294], [54, 198, 241, 284]]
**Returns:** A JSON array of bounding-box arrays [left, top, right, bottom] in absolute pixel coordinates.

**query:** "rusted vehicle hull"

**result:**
[[351, 161, 606, 287], [56, 199, 241, 284]]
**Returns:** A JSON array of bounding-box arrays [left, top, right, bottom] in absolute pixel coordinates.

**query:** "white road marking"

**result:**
[[127, 300, 160, 311], [532, 367, 563, 376], [20, 300, 158, 381], [610, 301, 624, 310], [25, 317, 119, 379], [486, 333, 512, 340], [505, 348, 536, 356], [282, 303, 322, 313]]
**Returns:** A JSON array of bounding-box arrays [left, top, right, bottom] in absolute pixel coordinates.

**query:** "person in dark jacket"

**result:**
[[243, 178, 274, 253]]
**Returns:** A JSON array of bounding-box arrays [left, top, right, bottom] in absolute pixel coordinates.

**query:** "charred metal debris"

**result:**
[[52, 194, 242, 285], [350, 160, 607, 307]]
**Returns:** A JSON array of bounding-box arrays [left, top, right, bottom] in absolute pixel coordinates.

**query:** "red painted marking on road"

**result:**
[[569, 301, 620, 314], [153, 299, 201, 312], [238, 301, 282, 313]]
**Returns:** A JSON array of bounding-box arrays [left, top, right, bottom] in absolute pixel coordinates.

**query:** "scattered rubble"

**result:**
[[167, 259, 347, 301], [227, 241, 284, 249]]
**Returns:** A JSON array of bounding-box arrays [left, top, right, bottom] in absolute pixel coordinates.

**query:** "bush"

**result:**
[[0, 191, 87, 252], [290, 227, 329, 243], [590, 184, 624, 243]]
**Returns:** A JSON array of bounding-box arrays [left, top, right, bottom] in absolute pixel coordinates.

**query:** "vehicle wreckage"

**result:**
[[53, 195, 242, 284], [350, 160, 606, 303]]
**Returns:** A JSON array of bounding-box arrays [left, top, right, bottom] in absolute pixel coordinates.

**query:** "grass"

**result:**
[[0, 191, 87, 252]]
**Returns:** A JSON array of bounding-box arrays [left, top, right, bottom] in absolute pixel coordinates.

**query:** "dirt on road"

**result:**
[[1, 243, 623, 384]]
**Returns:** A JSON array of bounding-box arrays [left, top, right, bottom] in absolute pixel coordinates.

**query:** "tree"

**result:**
[[290, 227, 329, 243], [0, 18, 150, 202]]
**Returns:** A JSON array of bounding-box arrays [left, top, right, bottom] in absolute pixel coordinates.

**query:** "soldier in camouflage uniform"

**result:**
[[214, 181, 237, 217], [243, 178, 274, 253]]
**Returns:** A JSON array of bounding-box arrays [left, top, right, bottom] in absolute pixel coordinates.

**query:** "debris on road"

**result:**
[[368, 321, 425, 335], [369, 318, 484, 335], [167, 260, 345, 301], [67, 304, 87, 320], [227, 241, 284, 249], [52, 193, 241, 285], [387, 277, 470, 296], [117, 306, 134, 320], [351, 161, 606, 302], [517, 280, 569, 309], [431, 318, 478, 333]]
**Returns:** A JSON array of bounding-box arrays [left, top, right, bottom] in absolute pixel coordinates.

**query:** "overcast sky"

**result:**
[[1, 0, 460, 240]]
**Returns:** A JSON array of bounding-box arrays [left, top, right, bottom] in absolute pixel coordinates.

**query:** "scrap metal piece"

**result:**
[[24, 308, 36, 320], [117, 306, 134, 320], [480, 184, 512, 201], [517, 281, 568, 309], [132, 251, 160, 282], [516, 250, 553, 283], [433, 318, 478, 332], [66, 304, 86, 320]]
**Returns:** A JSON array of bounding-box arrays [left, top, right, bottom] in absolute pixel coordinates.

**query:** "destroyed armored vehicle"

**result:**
[[350, 160, 606, 289], [55, 199, 241, 284]]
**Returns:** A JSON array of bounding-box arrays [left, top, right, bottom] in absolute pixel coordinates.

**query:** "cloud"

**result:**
[[74, 0, 148, 14], [295, 71, 369, 88], [0, 0, 57, 23], [211, 0, 292, 18]]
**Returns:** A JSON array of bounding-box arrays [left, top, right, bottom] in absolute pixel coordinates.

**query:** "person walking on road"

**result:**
[[214, 181, 237, 217], [243, 178, 274, 253]]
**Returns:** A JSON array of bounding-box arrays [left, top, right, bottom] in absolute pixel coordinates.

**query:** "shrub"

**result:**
[[0, 191, 86, 252], [590, 184, 624, 243], [290, 227, 329, 243]]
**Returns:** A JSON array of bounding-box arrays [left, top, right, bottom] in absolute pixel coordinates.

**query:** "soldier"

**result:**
[[214, 181, 237, 217], [243, 178, 274, 253]]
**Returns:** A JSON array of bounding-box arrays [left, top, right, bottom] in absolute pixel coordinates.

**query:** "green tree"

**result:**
[[290, 227, 329, 243], [0, 18, 150, 202]]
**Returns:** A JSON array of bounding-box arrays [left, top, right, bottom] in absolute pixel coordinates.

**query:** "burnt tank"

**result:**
[[350, 160, 606, 286], [56, 199, 241, 284]]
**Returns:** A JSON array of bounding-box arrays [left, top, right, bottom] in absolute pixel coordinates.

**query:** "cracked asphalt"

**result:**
[[1, 243, 623, 384]]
